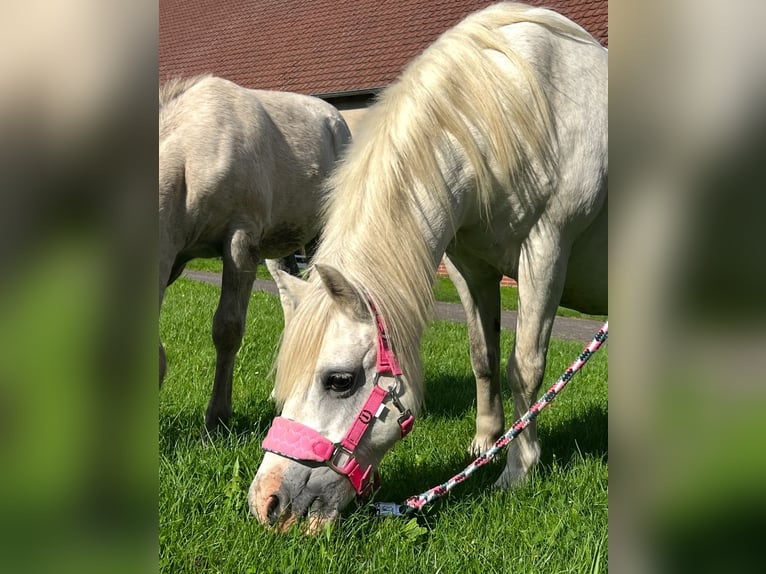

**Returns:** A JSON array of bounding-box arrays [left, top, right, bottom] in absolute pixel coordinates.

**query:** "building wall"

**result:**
[[337, 105, 369, 137]]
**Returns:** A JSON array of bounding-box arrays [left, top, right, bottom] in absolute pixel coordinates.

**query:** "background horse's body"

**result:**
[[159, 75, 351, 429], [251, 2, 607, 529]]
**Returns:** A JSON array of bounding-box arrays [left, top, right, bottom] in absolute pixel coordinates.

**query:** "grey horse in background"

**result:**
[[159, 75, 351, 430]]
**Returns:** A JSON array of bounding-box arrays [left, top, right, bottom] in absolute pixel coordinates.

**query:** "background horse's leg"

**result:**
[[206, 229, 257, 431], [159, 259, 172, 388], [444, 254, 505, 454], [159, 232, 181, 388], [498, 229, 570, 488]]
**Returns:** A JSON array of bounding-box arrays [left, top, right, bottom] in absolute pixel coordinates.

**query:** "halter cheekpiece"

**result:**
[[261, 302, 414, 497]]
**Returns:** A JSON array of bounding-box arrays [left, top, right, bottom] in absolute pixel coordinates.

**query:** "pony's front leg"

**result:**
[[206, 230, 257, 431], [443, 255, 504, 455], [498, 230, 569, 488]]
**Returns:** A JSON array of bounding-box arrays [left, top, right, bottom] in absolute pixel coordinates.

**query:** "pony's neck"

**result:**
[[317, 169, 462, 313]]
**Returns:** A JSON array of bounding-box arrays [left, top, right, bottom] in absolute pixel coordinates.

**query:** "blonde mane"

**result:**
[[274, 3, 600, 411]]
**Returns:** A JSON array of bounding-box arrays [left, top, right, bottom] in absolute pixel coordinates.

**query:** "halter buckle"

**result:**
[[328, 445, 355, 473]]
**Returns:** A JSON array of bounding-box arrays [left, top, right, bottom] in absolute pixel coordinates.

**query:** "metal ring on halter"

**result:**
[[372, 372, 395, 395], [327, 444, 355, 473], [373, 373, 408, 413], [389, 377, 408, 413]]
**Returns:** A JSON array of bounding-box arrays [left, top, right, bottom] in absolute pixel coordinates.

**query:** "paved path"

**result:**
[[183, 270, 604, 342]]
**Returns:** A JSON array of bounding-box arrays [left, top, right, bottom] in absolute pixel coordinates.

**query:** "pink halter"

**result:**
[[261, 304, 415, 497]]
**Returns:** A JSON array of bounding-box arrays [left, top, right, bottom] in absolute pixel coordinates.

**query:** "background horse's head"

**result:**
[[249, 265, 420, 531]]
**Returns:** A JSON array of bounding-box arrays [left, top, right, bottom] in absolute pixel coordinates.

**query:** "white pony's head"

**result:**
[[249, 265, 420, 532]]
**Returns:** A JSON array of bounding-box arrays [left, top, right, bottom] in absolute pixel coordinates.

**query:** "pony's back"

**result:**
[[159, 75, 351, 254]]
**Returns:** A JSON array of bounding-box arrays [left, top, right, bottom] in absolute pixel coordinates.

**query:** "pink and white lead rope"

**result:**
[[373, 321, 608, 516]]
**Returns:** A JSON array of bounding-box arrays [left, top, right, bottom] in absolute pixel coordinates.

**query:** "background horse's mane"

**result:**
[[159, 74, 212, 108], [273, 3, 600, 411]]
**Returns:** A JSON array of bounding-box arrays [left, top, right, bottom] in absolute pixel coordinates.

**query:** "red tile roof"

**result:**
[[160, 1, 607, 96]]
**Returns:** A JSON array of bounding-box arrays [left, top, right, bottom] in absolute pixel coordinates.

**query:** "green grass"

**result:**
[[160, 278, 608, 573], [185, 258, 605, 320]]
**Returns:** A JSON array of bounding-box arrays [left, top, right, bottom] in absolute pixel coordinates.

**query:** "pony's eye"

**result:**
[[325, 372, 355, 393]]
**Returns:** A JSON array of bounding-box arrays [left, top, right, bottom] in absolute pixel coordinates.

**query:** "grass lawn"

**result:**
[[185, 258, 606, 321], [160, 278, 608, 573]]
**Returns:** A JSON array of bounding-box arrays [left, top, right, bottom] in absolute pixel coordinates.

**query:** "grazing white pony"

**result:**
[[159, 75, 351, 430], [250, 2, 607, 530]]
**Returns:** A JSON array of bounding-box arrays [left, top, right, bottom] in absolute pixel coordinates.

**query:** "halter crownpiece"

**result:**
[[374, 308, 402, 376], [261, 301, 414, 497], [371, 303, 415, 436]]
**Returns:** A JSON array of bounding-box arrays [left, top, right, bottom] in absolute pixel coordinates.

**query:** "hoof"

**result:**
[[493, 466, 530, 489], [204, 410, 232, 434], [494, 440, 540, 488], [468, 434, 498, 457]]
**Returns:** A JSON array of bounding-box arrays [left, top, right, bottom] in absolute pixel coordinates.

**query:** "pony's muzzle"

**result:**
[[248, 454, 289, 524], [249, 454, 353, 532]]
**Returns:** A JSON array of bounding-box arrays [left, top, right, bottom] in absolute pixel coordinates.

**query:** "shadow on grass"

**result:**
[[539, 405, 608, 466], [421, 373, 481, 418]]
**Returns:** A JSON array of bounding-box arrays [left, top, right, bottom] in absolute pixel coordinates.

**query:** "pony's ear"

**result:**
[[269, 267, 311, 326], [314, 264, 369, 320]]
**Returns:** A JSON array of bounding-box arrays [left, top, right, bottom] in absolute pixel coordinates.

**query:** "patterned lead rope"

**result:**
[[373, 321, 608, 516]]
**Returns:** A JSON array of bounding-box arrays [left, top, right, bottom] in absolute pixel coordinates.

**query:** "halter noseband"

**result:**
[[261, 305, 414, 497]]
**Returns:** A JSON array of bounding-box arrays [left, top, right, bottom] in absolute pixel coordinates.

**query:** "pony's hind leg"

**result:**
[[159, 239, 179, 388], [206, 229, 258, 431], [443, 254, 505, 455], [498, 229, 570, 488]]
